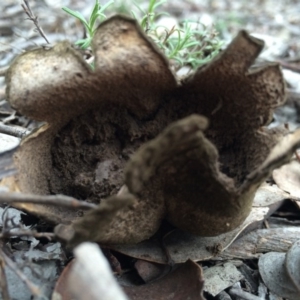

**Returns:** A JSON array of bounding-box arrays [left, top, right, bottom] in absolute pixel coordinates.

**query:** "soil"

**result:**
[[50, 103, 164, 202]]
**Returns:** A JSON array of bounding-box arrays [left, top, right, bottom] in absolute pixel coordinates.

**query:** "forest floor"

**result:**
[[1, 1, 300, 299]]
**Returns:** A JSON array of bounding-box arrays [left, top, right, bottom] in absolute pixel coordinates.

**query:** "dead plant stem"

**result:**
[[0, 229, 55, 241], [0, 123, 30, 138], [0, 257, 11, 300], [0, 192, 97, 210], [0, 248, 42, 298], [21, 0, 50, 44]]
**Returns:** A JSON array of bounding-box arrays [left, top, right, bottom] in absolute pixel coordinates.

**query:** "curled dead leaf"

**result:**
[[122, 259, 205, 300]]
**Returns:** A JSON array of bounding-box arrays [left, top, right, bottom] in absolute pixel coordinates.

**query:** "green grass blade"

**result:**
[[89, 1, 100, 30], [62, 7, 90, 29], [99, 0, 114, 14]]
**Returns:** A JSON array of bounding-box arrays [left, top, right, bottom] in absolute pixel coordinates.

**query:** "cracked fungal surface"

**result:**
[[6, 15, 299, 244]]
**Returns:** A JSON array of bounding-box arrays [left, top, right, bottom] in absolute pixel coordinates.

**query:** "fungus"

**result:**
[[6, 15, 300, 245]]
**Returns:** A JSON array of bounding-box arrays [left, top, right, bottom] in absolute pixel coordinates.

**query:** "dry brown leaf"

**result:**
[[134, 260, 170, 283], [52, 260, 74, 300], [53, 246, 205, 300], [252, 183, 293, 207], [122, 260, 205, 300], [273, 159, 300, 198]]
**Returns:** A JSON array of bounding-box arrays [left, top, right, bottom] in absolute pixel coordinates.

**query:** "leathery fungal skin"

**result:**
[[7, 15, 300, 245]]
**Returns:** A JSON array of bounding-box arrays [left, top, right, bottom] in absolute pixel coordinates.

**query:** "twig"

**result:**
[[0, 229, 55, 241], [1, 33, 66, 53], [0, 192, 97, 210], [0, 248, 42, 298], [263, 219, 269, 229], [0, 207, 55, 241], [2, 111, 17, 125], [0, 123, 30, 138], [277, 59, 300, 73], [228, 286, 262, 300], [0, 257, 11, 300], [162, 26, 176, 45], [21, 0, 49, 44]]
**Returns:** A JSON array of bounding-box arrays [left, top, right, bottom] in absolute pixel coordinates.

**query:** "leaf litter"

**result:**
[[1, 1, 300, 299]]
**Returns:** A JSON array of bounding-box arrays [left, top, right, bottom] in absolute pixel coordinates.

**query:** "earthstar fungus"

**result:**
[[6, 15, 300, 245]]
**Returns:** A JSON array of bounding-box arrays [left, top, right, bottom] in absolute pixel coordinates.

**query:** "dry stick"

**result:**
[[0, 229, 55, 241], [1, 33, 66, 54], [228, 286, 262, 300], [0, 209, 55, 240], [0, 192, 97, 210], [0, 257, 11, 300], [278, 60, 300, 73], [0, 123, 30, 138], [2, 112, 17, 125], [0, 248, 42, 298], [21, 0, 50, 44]]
